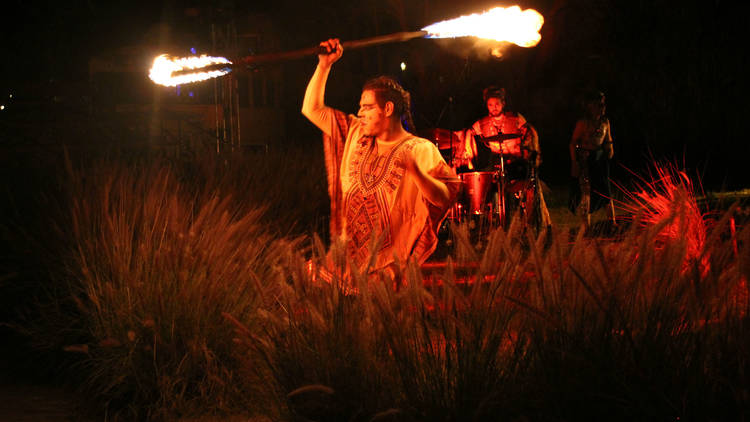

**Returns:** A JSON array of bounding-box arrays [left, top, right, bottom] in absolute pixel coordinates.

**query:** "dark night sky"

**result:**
[[2, 0, 748, 190]]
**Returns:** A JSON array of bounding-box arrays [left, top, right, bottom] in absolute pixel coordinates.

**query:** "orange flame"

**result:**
[[148, 54, 231, 87], [422, 6, 544, 47]]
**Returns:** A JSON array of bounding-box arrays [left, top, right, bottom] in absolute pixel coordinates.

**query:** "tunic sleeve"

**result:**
[[321, 109, 353, 240], [409, 141, 461, 263]]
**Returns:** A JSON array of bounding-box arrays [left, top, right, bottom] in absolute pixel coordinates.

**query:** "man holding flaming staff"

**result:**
[[302, 38, 460, 276]]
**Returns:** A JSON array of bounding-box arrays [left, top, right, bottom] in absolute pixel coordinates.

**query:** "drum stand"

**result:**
[[494, 151, 507, 228], [515, 155, 539, 231], [447, 130, 459, 223], [493, 153, 540, 231]]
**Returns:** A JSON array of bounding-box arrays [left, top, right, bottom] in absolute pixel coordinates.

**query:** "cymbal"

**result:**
[[421, 128, 462, 149], [478, 133, 522, 143]]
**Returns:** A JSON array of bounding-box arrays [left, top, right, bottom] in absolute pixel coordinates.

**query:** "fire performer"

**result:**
[[302, 38, 460, 276], [464, 86, 551, 228], [568, 90, 616, 228]]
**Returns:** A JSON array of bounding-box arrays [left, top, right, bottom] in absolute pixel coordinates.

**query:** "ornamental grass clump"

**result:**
[[229, 219, 541, 421], [26, 152, 298, 420], [514, 166, 749, 420], [227, 236, 403, 421], [11, 148, 748, 421], [616, 162, 708, 270], [229, 163, 748, 421]]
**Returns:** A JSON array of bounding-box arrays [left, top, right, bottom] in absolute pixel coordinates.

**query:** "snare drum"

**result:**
[[460, 171, 496, 215]]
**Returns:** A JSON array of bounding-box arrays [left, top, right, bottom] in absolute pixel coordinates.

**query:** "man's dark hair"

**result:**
[[482, 86, 506, 104], [363, 76, 415, 132]]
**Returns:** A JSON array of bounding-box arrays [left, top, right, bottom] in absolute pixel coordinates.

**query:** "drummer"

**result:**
[[464, 86, 541, 176], [464, 85, 551, 228]]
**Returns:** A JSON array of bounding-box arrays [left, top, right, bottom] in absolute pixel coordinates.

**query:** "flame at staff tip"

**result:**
[[421, 6, 544, 47], [149, 54, 232, 87]]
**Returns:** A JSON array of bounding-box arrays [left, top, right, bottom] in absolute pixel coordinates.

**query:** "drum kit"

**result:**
[[422, 128, 538, 228]]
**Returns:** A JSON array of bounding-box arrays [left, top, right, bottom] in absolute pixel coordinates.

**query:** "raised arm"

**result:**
[[301, 39, 343, 136]]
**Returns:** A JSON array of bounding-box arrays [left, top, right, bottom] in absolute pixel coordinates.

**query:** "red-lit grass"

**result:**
[[15, 151, 307, 420], [9, 149, 749, 421], [229, 173, 749, 421], [614, 162, 708, 269]]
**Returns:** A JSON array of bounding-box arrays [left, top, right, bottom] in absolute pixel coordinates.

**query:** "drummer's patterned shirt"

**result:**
[[320, 109, 460, 272], [466, 112, 540, 169]]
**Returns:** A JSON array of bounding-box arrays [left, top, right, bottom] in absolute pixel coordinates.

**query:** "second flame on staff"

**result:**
[[422, 6, 544, 48], [148, 5, 544, 87]]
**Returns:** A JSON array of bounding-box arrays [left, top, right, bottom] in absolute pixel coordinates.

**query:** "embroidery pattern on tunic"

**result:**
[[344, 138, 410, 265]]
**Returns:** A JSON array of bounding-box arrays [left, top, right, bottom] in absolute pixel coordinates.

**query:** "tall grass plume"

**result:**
[[20, 151, 301, 420]]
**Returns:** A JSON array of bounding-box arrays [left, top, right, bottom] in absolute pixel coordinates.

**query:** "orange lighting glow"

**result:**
[[422, 6, 544, 47], [149, 54, 231, 87]]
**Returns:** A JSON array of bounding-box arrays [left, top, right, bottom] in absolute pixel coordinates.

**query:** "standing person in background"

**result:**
[[301, 38, 460, 277], [569, 90, 616, 229]]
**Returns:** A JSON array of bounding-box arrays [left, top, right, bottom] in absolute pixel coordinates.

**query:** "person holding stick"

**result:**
[[302, 38, 460, 276]]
